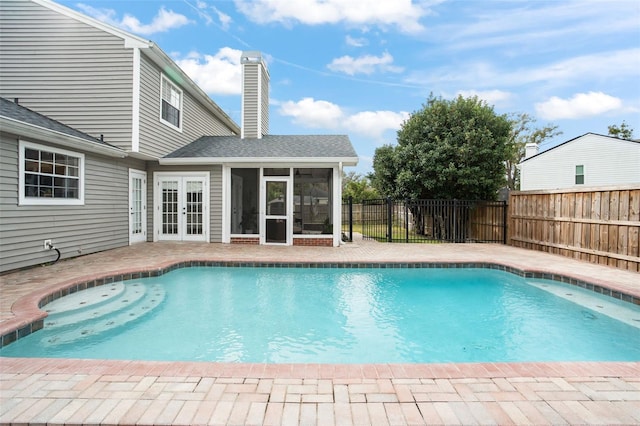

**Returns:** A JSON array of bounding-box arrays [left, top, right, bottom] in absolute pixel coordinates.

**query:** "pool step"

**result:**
[[44, 282, 150, 328], [41, 281, 166, 346], [44, 282, 127, 316]]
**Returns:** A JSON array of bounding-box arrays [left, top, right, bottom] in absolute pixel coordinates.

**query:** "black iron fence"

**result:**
[[343, 198, 507, 244]]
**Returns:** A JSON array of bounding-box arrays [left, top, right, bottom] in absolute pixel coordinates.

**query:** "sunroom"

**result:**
[[160, 134, 358, 247]]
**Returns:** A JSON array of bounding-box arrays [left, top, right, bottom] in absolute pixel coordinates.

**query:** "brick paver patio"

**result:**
[[1, 238, 639, 425]]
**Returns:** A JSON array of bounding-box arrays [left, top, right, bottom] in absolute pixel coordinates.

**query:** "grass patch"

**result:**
[[342, 223, 441, 243]]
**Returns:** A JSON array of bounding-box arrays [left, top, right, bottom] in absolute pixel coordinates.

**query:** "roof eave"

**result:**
[[159, 156, 359, 166], [0, 116, 127, 158]]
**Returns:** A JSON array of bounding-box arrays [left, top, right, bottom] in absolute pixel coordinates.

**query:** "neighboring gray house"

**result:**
[[0, 0, 357, 273], [519, 133, 640, 191]]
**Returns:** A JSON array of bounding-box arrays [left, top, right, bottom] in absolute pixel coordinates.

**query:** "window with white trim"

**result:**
[[160, 74, 182, 130], [575, 165, 584, 185], [19, 141, 84, 205]]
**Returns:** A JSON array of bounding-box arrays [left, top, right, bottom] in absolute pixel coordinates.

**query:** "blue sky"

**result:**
[[60, 0, 639, 174]]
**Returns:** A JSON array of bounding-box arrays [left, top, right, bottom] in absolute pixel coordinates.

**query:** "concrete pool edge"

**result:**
[[1, 356, 639, 380], [1, 259, 639, 350]]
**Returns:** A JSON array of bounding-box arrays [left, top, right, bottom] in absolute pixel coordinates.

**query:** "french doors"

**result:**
[[129, 169, 147, 244], [154, 173, 209, 242]]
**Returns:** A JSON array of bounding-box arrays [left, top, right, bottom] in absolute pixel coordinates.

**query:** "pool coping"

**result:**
[[2, 259, 638, 350]]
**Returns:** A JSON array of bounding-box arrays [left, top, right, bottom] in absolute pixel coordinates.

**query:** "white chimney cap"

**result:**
[[241, 51, 263, 64]]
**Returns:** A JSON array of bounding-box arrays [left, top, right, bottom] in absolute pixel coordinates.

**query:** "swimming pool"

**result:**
[[2, 266, 639, 363]]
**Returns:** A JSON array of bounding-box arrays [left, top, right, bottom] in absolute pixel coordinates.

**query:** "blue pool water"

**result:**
[[2, 267, 640, 363]]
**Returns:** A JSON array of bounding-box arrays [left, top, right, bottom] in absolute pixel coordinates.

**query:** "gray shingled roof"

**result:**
[[0, 97, 109, 145], [165, 135, 358, 159]]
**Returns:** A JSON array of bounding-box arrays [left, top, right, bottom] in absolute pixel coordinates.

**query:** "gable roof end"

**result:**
[[519, 132, 640, 163], [33, 0, 240, 135]]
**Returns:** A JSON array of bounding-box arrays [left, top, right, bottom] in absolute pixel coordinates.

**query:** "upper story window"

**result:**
[[575, 165, 584, 185], [160, 74, 182, 131], [19, 141, 84, 205]]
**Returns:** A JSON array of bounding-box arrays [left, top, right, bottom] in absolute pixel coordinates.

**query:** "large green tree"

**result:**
[[505, 113, 562, 190], [372, 94, 511, 200], [341, 171, 379, 203]]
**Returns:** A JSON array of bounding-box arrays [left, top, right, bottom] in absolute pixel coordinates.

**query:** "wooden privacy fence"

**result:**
[[509, 186, 640, 272]]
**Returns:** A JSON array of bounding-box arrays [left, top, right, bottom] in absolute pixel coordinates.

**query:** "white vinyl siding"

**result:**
[[1, 131, 147, 273], [240, 54, 269, 139], [0, 0, 134, 151], [210, 165, 223, 242], [260, 62, 269, 136], [520, 134, 640, 191], [242, 63, 260, 139]]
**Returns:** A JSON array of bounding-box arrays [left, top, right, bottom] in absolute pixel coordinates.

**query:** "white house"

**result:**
[[519, 133, 640, 191]]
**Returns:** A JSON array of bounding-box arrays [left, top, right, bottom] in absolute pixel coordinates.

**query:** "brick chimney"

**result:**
[[241, 51, 269, 139]]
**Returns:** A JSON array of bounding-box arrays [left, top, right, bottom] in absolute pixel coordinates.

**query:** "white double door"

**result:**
[[154, 173, 209, 242]]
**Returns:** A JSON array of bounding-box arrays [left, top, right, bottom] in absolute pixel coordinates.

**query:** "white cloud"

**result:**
[[234, 0, 427, 33], [343, 111, 409, 138], [279, 98, 344, 128], [407, 48, 640, 92], [456, 90, 512, 106], [175, 47, 243, 95], [278, 98, 407, 139], [518, 49, 640, 88], [327, 52, 403, 76], [121, 8, 190, 34], [439, 2, 640, 53], [212, 6, 233, 30], [535, 92, 623, 120], [77, 4, 191, 35], [189, 0, 213, 25], [76, 4, 118, 25], [346, 35, 368, 47]]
